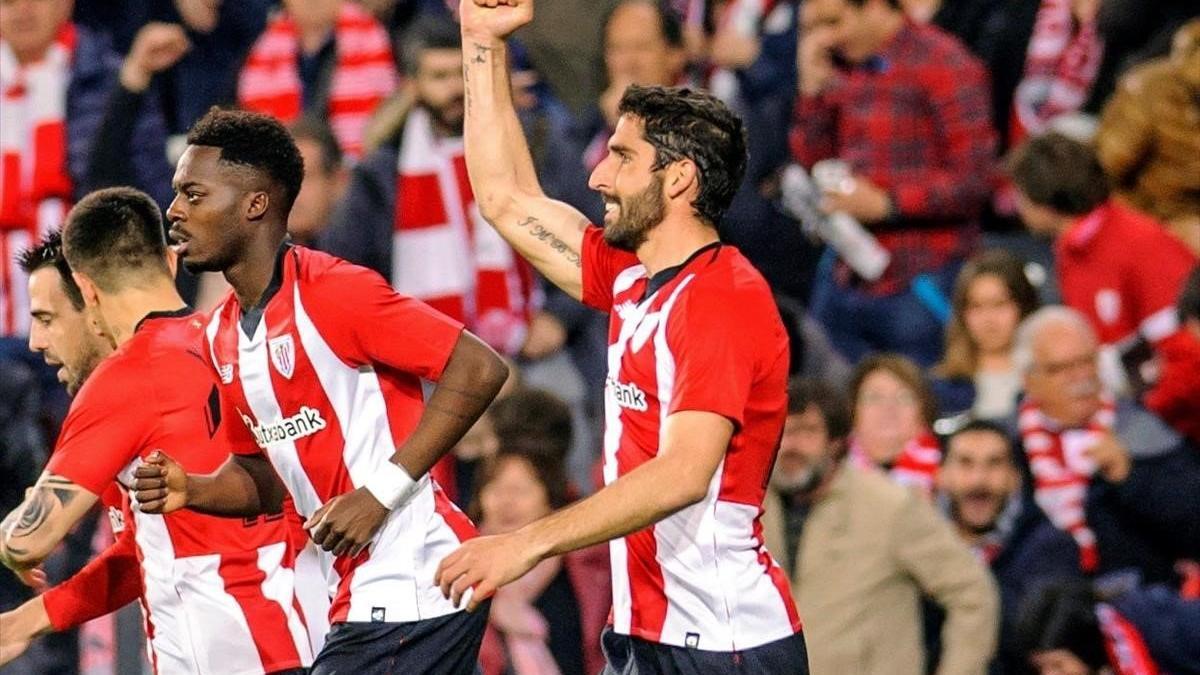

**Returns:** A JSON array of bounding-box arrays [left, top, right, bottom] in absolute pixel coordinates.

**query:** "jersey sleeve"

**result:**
[[303, 258, 465, 381], [1127, 235, 1195, 343], [45, 366, 155, 495], [581, 226, 640, 312], [42, 523, 141, 631], [664, 282, 770, 429]]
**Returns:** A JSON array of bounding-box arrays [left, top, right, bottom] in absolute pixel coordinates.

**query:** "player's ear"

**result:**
[[245, 191, 270, 221], [165, 245, 179, 279], [665, 158, 699, 201], [72, 271, 101, 310]]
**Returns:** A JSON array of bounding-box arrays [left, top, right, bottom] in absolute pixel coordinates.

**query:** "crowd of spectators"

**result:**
[[2, 0, 1199, 673]]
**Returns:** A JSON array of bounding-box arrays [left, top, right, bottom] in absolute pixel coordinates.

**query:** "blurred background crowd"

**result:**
[[2, 0, 1199, 673]]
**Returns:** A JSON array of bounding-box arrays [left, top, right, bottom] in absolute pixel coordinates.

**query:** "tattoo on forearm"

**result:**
[[1, 476, 78, 548], [471, 43, 492, 64], [515, 216, 582, 267]]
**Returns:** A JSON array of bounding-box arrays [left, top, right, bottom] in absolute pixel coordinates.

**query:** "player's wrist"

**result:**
[[13, 596, 52, 637], [363, 461, 422, 511]]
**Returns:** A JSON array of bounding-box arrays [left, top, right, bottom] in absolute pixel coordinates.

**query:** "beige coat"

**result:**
[[763, 464, 998, 675]]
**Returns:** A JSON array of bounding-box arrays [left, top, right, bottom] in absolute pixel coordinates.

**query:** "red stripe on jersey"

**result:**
[[754, 517, 801, 630], [328, 550, 370, 624], [217, 550, 304, 671], [432, 482, 478, 542], [264, 286, 357, 503]]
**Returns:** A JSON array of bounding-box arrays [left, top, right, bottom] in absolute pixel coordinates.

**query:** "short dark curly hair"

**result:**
[[618, 85, 747, 227], [187, 107, 305, 214], [18, 230, 85, 311]]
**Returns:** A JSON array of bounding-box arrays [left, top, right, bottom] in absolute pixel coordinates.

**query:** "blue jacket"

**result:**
[[67, 25, 174, 208], [1113, 584, 1200, 674]]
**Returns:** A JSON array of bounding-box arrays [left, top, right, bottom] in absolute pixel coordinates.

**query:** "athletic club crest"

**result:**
[[269, 335, 296, 379]]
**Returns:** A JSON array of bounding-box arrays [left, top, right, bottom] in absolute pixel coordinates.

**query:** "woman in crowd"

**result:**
[[932, 249, 1042, 420], [848, 354, 943, 496], [470, 446, 610, 675]]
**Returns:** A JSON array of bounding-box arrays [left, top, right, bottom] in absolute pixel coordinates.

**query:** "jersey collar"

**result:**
[[239, 241, 292, 335], [134, 306, 193, 333], [641, 241, 722, 303]]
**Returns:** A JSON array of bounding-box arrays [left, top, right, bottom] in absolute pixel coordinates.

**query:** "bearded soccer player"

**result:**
[[130, 108, 509, 673], [0, 193, 314, 674], [434, 1, 807, 672]]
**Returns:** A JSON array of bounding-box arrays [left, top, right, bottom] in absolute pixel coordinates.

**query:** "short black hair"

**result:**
[[289, 116, 342, 174], [618, 84, 747, 226], [62, 187, 169, 292], [943, 419, 1014, 465], [1007, 132, 1110, 216], [1179, 266, 1200, 323], [17, 230, 85, 311], [399, 14, 461, 77], [1015, 581, 1108, 669], [604, 0, 684, 48], [187, 107, 305, 214], [844, 0, 902, 8], [787, 378, 852, 443]]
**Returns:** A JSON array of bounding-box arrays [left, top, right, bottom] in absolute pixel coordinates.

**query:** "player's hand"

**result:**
[[303, 488, 388, 558], [459, 0, 533, 42], [120, 22, 191, 92], [0, 597, 51, 667], [435, 533, 542, 612], [132, 451, 190, 514]]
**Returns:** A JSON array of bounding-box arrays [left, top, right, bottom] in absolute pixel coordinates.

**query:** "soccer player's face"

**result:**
[[771, 406, 836, 495], [938, 431, 1018, 535], [588, 115, 666, 252], [167, 145, 252, 274], [27, 267, 109, 396]]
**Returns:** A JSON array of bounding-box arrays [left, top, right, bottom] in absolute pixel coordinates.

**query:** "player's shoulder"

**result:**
[[291, 244, 388, 288], [678, 245, 777, 310]]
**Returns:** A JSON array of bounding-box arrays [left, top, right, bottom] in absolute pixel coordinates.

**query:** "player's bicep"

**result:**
[[485, 191, 589, 302], [0, 472, 100, 567]]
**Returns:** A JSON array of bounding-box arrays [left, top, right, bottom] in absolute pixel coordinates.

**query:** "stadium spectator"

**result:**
[[1012, 306, 1200, 584], [288, 117, 347, 247], [848, 354, 943, 495], [1, 2, 177, 344], [937, 420, 1082, 674], [932, 250, 1041, 420], [1016, 580, 1200, 674], [471, 449, 610, 675], [792, 0, 996, 367], [320, 16, 536, 357], [1095, 19, 1200, 255], [762, 378, 999, 675], [237, 0, 397, 160], [1084, 0, 1200, 113], [1144, 267, 1200, 447], [1008, 132, 1197, 393]]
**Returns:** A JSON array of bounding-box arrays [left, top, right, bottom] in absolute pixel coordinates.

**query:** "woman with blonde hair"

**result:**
[[932, 249, 1041, 419]]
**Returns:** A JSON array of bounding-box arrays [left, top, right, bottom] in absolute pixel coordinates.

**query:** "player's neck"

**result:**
[[635, 215, 719, 277], [102, 283, 188, 347], [225, 235, 287, 310]]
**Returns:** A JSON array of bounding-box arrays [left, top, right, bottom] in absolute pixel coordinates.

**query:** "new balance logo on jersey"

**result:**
[[107, 506, 126, 533], [607, 376, 648, 412], [217, 363, 234, 384], [241, 407, 327, 448]]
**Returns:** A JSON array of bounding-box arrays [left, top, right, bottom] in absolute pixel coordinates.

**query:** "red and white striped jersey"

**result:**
[[580, 228, 801, 651], [203, 245, 477, 625], [46, 310, 312, 674]]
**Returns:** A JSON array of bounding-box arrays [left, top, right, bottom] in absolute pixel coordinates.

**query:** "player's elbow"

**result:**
[[660, 473, 710, 512], [475, 188, 518, 225]]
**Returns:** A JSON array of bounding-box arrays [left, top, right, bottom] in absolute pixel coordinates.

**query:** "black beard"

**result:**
[[602, 173, 664, 253]]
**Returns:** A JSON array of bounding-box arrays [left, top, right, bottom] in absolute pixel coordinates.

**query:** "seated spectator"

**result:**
[[938, 420, 1082, 673], [1096, 19, 1200, 255], [762, 378, 999, 675], [1016, 580, 1200, 674], [238, 0, 397, 160], [932, 249, 1042, 420], [320, 16, 535, 357], [792, 0, 996, 367], [1, 1, 177, 352], [1145, 267, 1200, 447], [1008, 132, 1198, 393], [471, 449, 610, 675], [1013, 306, 1200, 583], [849, 354, 943, 495]]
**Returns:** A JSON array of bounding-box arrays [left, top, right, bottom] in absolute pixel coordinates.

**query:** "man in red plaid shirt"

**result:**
[[790, 0, 996, 367]]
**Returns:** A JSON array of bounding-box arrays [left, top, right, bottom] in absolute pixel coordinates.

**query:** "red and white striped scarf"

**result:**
[[1018, 397, 1115, 572], [238, 2, 396, 160], [1011, 0, 1104, 144], [394, 107, 534, 356], [0, 24, 75, 337], [1096, 603, 1160, 675], [850, 431, 942, 496]]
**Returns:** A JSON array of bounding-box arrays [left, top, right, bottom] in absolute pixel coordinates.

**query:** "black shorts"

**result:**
[[311, 602, 490, 675], [600, 628, 809, 675]]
